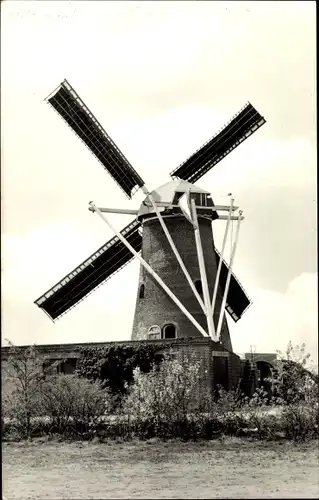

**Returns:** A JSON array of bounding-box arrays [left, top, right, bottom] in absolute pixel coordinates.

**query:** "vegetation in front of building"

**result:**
[[75, 342, 169, 397], [2, 341, 318, 442]]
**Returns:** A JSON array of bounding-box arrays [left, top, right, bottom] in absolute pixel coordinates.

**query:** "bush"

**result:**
[[121, 351, 218, 440], [123, 352, 202, 419], [38, 375, 110, 438], [76, 343, 167, 399], [3, 340, 318, 443], [269, 342, 319, 441], [281, 404, 318, 441], [2, 341, 111, 440], [2, 342, 45, 439], [271, 342, 318, 404], [243, 388, 272, 439]]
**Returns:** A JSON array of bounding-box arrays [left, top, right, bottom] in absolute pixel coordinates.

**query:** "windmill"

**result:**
[[34, 79, 266, 351]]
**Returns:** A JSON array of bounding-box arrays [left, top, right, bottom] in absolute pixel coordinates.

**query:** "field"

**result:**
[[2, 438, 319, 499]]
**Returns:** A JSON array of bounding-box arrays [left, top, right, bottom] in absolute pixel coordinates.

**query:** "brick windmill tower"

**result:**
[[35, 80, 266, 352]]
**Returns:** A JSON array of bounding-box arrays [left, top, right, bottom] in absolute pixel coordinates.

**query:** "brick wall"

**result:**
[[228, 352, 242, 390], [2, 338, 240, 396]]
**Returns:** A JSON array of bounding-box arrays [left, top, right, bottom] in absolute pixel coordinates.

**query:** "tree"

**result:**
[[272, 341, 318, 404], [270, 342, 318, 441], [2, 341, 45, 438], [123, 351, 203, 423]]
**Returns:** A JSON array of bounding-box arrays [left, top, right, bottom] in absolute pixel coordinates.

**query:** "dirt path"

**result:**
[[2, 438, 319, 499]]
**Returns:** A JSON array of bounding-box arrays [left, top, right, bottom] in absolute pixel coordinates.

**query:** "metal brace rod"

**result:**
[[88, 206, 242, 218], [217, 215, 244, 221], [88, 206, 138, 215], [211, 198, 234, 315], [142, 187, 207, 315], [216, 211, 243, 340], [190, 198, 217, 341], [89, 201, 210, 338], [143, 201, 238, 212]]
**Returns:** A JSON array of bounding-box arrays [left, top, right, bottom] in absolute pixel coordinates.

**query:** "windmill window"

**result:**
[[162, 324, 176, 339], [200, 194, 207, 206], [139, 284, 145, 299], [195, 280, 203, 294]]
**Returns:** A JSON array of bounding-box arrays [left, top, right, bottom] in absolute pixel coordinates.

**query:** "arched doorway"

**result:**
[[162, 324, 176, 339]]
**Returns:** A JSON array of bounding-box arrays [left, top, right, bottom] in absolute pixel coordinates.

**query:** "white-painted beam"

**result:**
[[89, 201, 210, 338], [190, 198, 217, 341], [216, 211, 243, 340], [143, 201, 238, 212], [88, 206, 138, 215], [145, 190, 207, 315], [212, 198, 234, 316], [217, 215, 244, 221]]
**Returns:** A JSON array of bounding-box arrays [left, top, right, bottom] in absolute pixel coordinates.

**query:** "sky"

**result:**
[[1, 1, 317, 364]]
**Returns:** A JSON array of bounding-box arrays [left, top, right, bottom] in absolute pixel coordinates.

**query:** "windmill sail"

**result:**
[[170, 102, 266, 183], [214, 249, 251, 321], [34, 219, 142, 321], [46, 80, 145, 198]]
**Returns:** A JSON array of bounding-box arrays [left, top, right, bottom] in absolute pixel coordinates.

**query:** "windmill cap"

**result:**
[[138, 179, 211, 219], [149, 179, 209, 201]]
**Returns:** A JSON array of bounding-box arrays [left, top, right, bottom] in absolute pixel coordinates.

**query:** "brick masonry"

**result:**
[[131, 214, 233, 351], [2, 339, 277, 400], [1, 338, 240, 395]]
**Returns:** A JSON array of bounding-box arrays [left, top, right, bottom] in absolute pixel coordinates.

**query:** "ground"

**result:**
[[2, 438, 319, 499]]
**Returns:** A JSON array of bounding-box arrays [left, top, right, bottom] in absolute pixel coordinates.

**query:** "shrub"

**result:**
[[213, 387, 247, 437], [39, 375, 110, 438], [75, 343, 167, 400], [241, 388, 276, 439], [281, 403, 318, 441], [2, 342, 45, 439], [124, 352, 201, 416], [121, 351, 214, 439], [2, 341, 111, 440], [269, 342, 319, 441], [3, 339, 317, 443], [271, 342, 318, 404]]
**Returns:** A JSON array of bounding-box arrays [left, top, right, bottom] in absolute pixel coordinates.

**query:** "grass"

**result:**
[[2, 438, 319, 499]]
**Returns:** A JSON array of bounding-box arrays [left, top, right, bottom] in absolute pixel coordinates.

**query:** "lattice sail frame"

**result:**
[[170, 102, 266, 183], [214, 249, 251, 321], [46, 79, 145, 198]]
